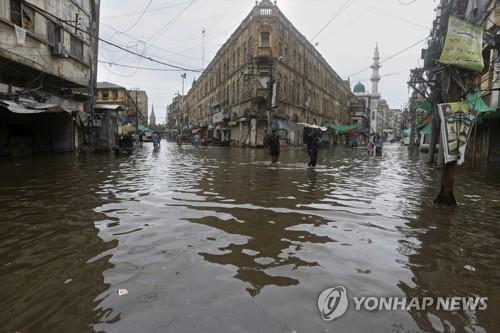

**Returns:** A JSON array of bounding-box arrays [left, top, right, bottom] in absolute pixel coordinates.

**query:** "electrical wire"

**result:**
[[29, 4, 204, 73], [147, 0, 199, 42], [354, 0, 428, 30], [122, 0, 154, 33], [102, 1, 190, 19], [99, 60, 202, 72], [398, 0, 417, 5], [347, 36, 429, 78], [311, 0, 355, 41], [99, 22, 202, 62]]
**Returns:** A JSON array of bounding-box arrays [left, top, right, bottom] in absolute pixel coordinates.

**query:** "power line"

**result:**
[[99, 60, 202, 72], [102, 1, 190, 19], [311, 0, 355, 41], [100, 22, 202, 62], [122, 0, 154, 33], [147, 0, 199, 42], [30, 4, 204, 73], [347, 36, 429, 78], [354, 0, 428, 30]]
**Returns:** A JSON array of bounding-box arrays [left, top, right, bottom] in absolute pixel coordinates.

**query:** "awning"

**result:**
[[415, 100, 432, 112], [466, 91, 497, 121], [192, 128, 202, 133], [94, 104, 122, 111], [0, 100, 63, 114], [325, 123, 361, 133], [297, 123, 327, 131], [419, 123, 432, 135], [1, 99, 77, 114]]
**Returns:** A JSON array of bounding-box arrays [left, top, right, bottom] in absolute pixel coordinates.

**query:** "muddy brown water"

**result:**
[[1, 143, 499, 333]]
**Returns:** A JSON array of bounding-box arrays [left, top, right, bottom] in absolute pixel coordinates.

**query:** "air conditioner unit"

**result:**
[[53, 42, 69, 58]]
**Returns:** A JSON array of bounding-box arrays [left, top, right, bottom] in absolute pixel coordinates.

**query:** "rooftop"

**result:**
[[97, 81, 126, 89]]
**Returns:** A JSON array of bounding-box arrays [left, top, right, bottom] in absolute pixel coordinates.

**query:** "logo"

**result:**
[[317, 285, 488, 322], [317, 286, 349, 321]]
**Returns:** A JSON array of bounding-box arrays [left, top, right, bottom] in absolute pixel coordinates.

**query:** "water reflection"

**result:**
[[0, 143, 499, 332], [0, 155, 119, 332], [399, 170, 500, 332]]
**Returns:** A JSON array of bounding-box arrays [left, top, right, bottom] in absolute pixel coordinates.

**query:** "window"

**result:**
[[260, 32, 270, 47], [112, 90, 118, 99], [70, 35, 84, 61], [102, 91, 110, 99], [47, 21, 61, 47], [10, 0, 22, 27], [22, 6, 34, 32]]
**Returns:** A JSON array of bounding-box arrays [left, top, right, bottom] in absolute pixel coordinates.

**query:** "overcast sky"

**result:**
[[97, 0, 437, 123]]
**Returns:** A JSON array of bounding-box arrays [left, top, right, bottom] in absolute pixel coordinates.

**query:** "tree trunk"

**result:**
[[434, 161, 457, 206]]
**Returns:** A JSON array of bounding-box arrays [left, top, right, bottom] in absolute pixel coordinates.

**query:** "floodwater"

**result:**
[[1, 143, 499, 333]]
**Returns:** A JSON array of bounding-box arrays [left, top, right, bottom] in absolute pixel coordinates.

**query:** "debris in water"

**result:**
[[464, 265, 476, 272], [118, 289, 129, 296]]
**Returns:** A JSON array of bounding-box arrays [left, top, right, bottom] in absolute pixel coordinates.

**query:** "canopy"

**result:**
[[466, 91, 496, 114], [297, 123, 327, 131], [419, 123, 432, 135], [325, 123, 361, 133], [1, 99, 73, 114], [415, 100, 432, 112]]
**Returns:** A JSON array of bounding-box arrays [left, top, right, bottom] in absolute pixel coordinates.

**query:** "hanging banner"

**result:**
[[438, 102, 477, 165], [439, 16, 484, 72]]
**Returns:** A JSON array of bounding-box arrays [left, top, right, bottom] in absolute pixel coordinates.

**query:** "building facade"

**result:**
[[178, 0, 354, 146], [167, 95, 184, 129], [95, 82, 140, 132], [0, 0, 100, 156], [128, 89, 148, 127]]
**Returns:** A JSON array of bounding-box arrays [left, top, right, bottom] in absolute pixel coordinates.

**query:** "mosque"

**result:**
[[352, 44, 389, 135]]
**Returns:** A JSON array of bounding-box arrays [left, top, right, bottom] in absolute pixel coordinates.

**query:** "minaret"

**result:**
[[150, 105, 156, 127], [371, 44, 381, 96]]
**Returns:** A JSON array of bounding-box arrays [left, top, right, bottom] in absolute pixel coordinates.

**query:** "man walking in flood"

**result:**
[[306, 130, 321, 167], [268, 129, 280, 163]]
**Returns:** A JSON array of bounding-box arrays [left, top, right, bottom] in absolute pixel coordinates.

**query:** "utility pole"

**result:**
[[267, 56, 283, 130], [202, 28, 206, 70], [408, 89, 418, 150], [135, 88, 139, 134], [267, 62, 274, 130], [181, 73, 186, 133]]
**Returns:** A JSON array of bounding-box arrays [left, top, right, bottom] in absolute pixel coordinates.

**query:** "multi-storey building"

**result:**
[[167, 94, 184, 129], [0, 0, 100, 156], [180, 0, 354, 146], [95, 82, 139, 129], [128, 89, 148, 127]]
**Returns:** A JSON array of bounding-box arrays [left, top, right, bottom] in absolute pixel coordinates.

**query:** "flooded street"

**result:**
[[1, 143, 500, 333]]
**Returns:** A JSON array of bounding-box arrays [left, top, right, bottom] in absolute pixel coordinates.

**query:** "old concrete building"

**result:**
[[167, 94, 184, 129], [180, 0, 354, 146], [95, 82, 141, 131], [0, 0, 100, 156], [128, 89, 148, 127]]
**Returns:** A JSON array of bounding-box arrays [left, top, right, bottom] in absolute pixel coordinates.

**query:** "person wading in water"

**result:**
[[306, 130, 321, 167], [268, 129, 281, 163]]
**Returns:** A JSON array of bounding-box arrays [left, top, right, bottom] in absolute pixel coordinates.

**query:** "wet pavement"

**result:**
[[1, 143, 499, 333]]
